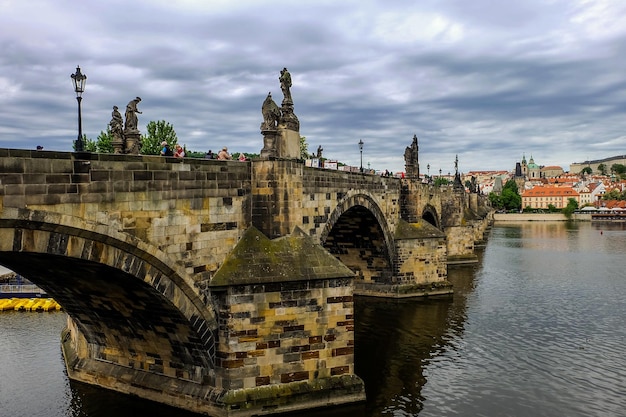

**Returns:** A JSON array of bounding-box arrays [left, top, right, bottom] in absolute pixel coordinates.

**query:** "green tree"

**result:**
[[72, 134, 96, 152], [300, 136, 309, 160], [611, 164, 626, 179], [499, 180, 522, 211], [96, 128, 114, 153], [488, 192, 502, 209], [603, 189, 621, 200], [562, 198, 579, 219], [503, 179, 519, 194], [581, 166, 592, 175], [598, 163, 607, 175], [434, 177, 450, 186], [141, 120, 178, 155]]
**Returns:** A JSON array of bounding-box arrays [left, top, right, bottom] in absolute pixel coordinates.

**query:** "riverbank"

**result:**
[[494, 213, 592, 222]]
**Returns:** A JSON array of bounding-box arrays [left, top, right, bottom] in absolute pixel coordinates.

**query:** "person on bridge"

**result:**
[[160, 141, 173, 156], [217, 147, 232, 160], [174, 144, 185, 158], [238, 153, 247, 162]]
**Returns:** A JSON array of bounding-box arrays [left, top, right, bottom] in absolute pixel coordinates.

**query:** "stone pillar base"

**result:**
[[61, 295, 366, 416], [123, 131, 141, 155], [111, 138, 124, 154], [276, 126, 300, 159], [260, 130, 278, 158]]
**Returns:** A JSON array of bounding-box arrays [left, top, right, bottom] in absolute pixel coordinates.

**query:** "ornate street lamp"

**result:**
[[358, 139, 364, 173], [427, 163, 430, 177], [71, 66, 87, 152]]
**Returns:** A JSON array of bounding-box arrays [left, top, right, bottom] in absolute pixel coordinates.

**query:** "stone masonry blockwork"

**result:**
[[213, 279, 355, 390]]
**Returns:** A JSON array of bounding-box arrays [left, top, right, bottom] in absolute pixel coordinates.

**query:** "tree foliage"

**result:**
[[489, 179, 521, 211], [434, 177, 450, 186], [141, 120, 178, 155], [611, 163, 626, 179], [562, 198, 579, 219], [602, 189, 626, 201], [598, 163, 607, 175], [96, 128, 114, 153], [72, 134, 96, 152], [581, 166, 592, 175], [300, 136, 309, 160]]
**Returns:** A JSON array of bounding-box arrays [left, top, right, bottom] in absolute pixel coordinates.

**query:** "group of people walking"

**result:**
[[159, 143, 246, 161], [204, 147, 242, 160]]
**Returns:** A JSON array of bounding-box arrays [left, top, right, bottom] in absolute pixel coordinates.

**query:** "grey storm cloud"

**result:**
[[2, 0, 626, 174]]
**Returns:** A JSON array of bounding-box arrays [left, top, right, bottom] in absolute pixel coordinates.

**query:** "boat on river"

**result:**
[[0, 273, 61, 311]]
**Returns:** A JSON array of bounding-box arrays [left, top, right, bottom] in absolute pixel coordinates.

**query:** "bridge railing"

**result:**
[[0, 284, 47, 295]]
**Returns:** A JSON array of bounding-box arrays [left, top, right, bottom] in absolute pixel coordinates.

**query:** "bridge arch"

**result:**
[[0, 208, 217, 384], [320, 192, 396, 282], [422, 204, 440, 229]]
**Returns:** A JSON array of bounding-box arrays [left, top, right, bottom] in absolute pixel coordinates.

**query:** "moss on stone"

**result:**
[[394, 218, 444, 240], [219, 375, 365, 406], [209, 226, 355, 287]]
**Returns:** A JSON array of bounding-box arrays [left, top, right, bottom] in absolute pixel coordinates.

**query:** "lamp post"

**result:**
[[358, 139, 364, 173], [427, 163, 430, 178], [71, 66, 87, 152]]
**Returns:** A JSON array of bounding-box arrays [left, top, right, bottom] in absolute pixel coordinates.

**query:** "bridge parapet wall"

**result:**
[[0, 149, 252, 288]]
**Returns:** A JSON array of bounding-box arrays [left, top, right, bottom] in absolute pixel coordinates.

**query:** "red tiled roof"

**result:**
[[522, 186, 579, 197]]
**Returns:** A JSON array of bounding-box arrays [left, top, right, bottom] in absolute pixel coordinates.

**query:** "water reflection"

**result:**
[[66, 380, 201, 417]]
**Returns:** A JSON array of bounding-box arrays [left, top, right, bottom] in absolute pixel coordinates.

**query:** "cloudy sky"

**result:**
[[2, 0, 626, 174]]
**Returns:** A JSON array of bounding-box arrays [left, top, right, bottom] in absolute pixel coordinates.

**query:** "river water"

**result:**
[[1, 221, 624, 416]]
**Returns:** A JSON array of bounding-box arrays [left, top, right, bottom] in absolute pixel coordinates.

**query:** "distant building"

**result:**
[[570, 155, 626, 174], [521, 185, 580, 209], [518, 154, 564, 180], [525, 155, 541, 179], [492, 176, 504, 195], [541, 165, 564, 178]]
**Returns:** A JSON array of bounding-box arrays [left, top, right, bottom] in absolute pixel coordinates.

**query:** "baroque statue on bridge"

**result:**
[[279, 67, 292, 104], [404, 134, 420, 179], [124, 96, 142, 133], [260, 92, 280, 131], [110, 106, 123, 138], [260, 68, 300, 158], [109, 106, 125, 154], [114, 96, 143, 155]]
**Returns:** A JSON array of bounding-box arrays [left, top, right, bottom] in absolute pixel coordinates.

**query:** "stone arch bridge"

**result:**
[[0, 149, 491, 416]]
